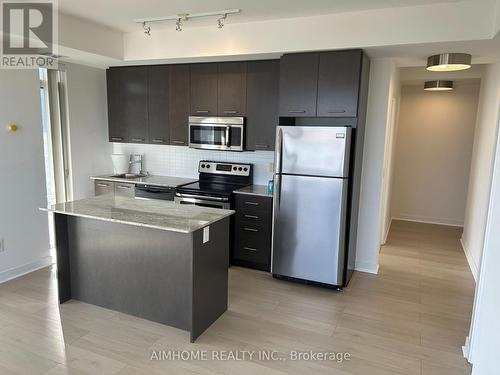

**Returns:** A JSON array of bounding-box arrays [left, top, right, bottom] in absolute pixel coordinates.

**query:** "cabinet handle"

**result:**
[[130, 138, 144, 142], [288, 110, 306, 113], [244, 201, 259, 206], [254, 144, 270, 149], [243, 227, 258, 232], [243, 247, 258, 252], [152, 139, 164, 143], [196, 110, 210, 114], [328, 110, 346, 113], [111, 137, 123, 141], [244, 214, 259, 219], [97, 183, 110, 187], [224, 110, 237, 114], [172, 140, 186, 145], [116, 185, 132, 189]]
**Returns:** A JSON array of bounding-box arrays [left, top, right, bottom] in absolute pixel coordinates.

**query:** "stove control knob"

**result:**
[[243, 167, 248, 172], [233, 166, 237, 171], [206, 164, 211, 168], [201, 164, 205, 168], [238, 167, 243, 171]]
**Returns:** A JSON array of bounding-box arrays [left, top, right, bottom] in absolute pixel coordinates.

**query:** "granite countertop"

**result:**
[[40, 195, 234, 234], [235, 185, 273, 198], [91, 175, 197, 188]]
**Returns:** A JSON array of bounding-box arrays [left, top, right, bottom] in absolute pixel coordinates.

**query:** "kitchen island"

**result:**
[[41, 195, 233, 342]]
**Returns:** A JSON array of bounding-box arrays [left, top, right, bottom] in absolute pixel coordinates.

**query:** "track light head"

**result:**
[[217, 13, 227, 29], [142, 22, 151, 36]]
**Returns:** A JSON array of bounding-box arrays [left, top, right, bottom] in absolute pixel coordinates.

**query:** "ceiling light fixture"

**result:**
[[424, 80, 454, 91], [135, 9, 240, 35], [426, 53, 472, 72]]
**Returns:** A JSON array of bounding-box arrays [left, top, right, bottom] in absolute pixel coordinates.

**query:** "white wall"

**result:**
[[355, 59, 400, 274], [64, 63, 113, 199], [391, 81, 480, 227], [112, 143, 274, 186], [462, 63, 500, 280], [468, 64, 500, 374], [0, 70, 50, 282]]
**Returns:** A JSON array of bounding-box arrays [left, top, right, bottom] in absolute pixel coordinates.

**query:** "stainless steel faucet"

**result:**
[[128, 154, 144, 175]]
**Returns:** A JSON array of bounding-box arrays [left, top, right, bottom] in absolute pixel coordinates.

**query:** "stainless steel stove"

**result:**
[[175, 161, 253, 209]]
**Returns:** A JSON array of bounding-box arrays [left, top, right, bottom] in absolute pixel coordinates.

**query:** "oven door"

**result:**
[[174, 193, 231, 209], [188, 117, 244, 151]]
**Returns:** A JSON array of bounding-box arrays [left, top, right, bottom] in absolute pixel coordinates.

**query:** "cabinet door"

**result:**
[[148, 65, 169, 145], [189, 63, 218, 116], [279, 53, 319, 117], [246, 60, 280, 151], [122, 67, 148, 143], [317, 50, 362, 117], [218, 62, 247, 116], [94, 180, 114, 196], [169, 65, 190, 146], [106, 69, 126, 142]]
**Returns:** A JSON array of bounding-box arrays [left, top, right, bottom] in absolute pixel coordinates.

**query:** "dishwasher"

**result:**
[[134, 184, 176, 201]]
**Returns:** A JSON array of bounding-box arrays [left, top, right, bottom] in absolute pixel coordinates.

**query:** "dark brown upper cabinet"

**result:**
[[121, 67, 148, 143], [169, 64, 190, 146], [279, 53, 319, 117], [148, 65, 170, 145], [106, 69, 127, 142], [246, 60, 280, 151], [317, 50, 362, 117], [218, 62, 247, 116], [189, 63, 218, 116]]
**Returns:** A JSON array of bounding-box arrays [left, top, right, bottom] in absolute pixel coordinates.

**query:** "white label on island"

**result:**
[[203, 226, 210, 243]]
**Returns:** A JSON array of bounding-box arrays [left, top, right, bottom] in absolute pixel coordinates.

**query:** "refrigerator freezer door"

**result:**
[[276, 126, 351, 178], [272, 174, 348, 285]]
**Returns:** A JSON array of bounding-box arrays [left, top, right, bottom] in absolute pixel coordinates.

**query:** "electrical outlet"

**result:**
[[0, 238, 4, 252]]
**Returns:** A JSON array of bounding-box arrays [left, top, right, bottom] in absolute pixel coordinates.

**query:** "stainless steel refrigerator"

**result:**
[[272, 126, 352, 287]]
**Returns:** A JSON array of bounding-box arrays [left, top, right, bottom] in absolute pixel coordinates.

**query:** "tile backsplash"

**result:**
[[112, 143, 275, 185]]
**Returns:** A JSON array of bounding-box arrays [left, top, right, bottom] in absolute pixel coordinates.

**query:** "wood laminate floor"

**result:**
[[0, 220, 475, 375]]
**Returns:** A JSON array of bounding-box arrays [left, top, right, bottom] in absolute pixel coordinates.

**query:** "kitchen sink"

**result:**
[[111, 173, 147, 179]]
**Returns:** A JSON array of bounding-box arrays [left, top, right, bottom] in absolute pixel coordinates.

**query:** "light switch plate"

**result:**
[[203, 227, 209, 243]]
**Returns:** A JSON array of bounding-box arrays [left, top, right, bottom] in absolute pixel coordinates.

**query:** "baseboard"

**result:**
[[392, 214, 463, 227], [0, 255, 54, 284], [355, 262, 379, 275], [460, 238, 479, 282], [382, 218, 392, 245]]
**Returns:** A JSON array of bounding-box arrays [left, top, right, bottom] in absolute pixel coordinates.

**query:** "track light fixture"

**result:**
[[217, 13, 227, 29], [135, 9, 240, 35], [142, 22, 151, 36]]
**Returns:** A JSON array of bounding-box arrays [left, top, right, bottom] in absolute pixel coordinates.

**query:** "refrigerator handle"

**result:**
[[274, 127, 283, 174], [270, 173, 281, 273]]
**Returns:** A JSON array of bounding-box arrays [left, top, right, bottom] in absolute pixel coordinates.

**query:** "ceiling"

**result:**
[[58, 0, 463, 32]]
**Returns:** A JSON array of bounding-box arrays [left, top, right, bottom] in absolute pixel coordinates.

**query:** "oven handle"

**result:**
[[177, 197, 229, 208], [225, 126, 230, 147], [175, 193, 229, 202]]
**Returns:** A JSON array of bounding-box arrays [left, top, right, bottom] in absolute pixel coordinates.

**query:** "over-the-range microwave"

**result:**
[[188, 116, 244, 151]]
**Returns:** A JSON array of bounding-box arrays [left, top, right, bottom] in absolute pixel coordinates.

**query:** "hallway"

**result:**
[[0, 220, 475, 374]]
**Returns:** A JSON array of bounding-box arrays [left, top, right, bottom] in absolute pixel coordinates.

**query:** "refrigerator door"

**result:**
[[272, 174, 348, 285], [275, 126, 351, 178]]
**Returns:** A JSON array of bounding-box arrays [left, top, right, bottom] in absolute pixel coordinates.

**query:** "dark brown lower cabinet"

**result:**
[[232, 193, 273, 271]]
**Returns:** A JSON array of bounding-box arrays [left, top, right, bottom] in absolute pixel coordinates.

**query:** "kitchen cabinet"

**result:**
[[122, 67, 148, 143], [148, 65, 170, 144], [189, 63, 218, 116], [106, 69, 126, 142], [317, 50, 362, 117], [279, 53, 319, 117], [232, 193, 273, 271], [94, 180, 114, 196], [218, 62, 247, 116], [169, 64, 190, 146], [246, 60, 280, 151], [114, 182, 135, 198]]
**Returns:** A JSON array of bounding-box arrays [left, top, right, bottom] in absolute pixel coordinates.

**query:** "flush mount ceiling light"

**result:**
[[426, 53, 472, 72], [135, 9, 240, 35], [424, 80, 454, 91]]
